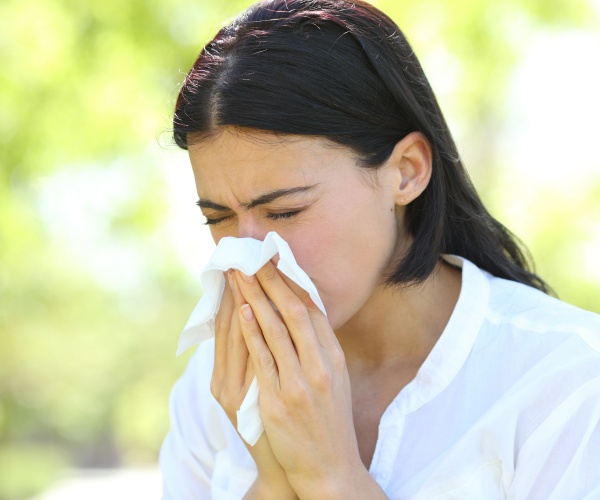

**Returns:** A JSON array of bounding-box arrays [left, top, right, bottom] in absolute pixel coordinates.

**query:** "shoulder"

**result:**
[[484, 274, 600, 356], [448, 255, 600, 376], [471, 273, 600, 421], [462, 272, 600, 496], [457, 262, 600, 417], [481, 282, 600, 497]]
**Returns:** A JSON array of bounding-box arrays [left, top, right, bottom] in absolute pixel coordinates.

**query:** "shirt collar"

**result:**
[[381, 255, 491, 420]]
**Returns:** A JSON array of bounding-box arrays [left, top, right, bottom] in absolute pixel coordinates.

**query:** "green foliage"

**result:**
[[0, 445, 66, 500], [0, 0, 598, 497]]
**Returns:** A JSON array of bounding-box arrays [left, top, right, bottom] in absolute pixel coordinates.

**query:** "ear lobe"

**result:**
[[388, 131, 433, 206]]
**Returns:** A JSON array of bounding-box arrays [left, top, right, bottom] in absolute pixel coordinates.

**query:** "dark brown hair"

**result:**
[[173, 0, 551, 293]]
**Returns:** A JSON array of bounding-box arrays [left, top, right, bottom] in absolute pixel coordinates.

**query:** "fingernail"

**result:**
[[238, 270, 254, 283], [241, 304, 254, 321]]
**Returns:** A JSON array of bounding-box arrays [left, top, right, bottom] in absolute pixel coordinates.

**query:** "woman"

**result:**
[[160, 0, 600, 498]]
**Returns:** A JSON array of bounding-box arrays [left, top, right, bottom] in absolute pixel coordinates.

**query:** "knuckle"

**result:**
[[219, 393, 237, 413], [245, 285, 264, 301], [258, 353, 276, 371], [309, 366, 332, 390], [227, 329, 242, 349], [242, 320, 261, 338], [214, 315, 227, 334], [283, 302, 307, 323], [267, 322, 289, 341], [287, 380, 310, 405], [261, 397, 285, 421], [259, 263, 279, 282]]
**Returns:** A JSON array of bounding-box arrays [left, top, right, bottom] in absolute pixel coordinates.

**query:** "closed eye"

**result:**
[[267, 210, 301, 221], [203, 210, 302, 226], [203, 215, 232, 226]]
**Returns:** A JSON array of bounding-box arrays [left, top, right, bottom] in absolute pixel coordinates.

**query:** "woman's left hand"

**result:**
[[233, 262, 383, 499]]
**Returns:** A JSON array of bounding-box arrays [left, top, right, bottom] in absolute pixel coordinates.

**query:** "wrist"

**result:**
[[289, 465, 386, 500], [245, 476, 298, 500]]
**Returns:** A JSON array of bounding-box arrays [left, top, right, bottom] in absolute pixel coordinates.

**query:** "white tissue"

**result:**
[[177, 231, 327, 445]]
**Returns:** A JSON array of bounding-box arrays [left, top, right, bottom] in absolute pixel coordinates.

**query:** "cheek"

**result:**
[[281, 227, 329, 280], [280, 224, 337, 288], [284, 232, 345, 325], [281, 201, 398, 326], [280, 223, 374, 323]]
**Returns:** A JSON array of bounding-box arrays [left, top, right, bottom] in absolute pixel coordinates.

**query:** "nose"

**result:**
[[236, 214, 269, 240]]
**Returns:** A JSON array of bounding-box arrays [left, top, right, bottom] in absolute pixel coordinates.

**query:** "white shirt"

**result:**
[[160, 256, 600, 499]]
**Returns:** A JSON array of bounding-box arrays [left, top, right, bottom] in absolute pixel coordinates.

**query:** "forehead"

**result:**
[[188, 128, 358, 193]]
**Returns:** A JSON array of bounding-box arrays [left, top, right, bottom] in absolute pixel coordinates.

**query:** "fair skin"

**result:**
[[190, 127, 462, 499]]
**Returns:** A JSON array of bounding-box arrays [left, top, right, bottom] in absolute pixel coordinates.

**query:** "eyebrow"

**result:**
[[196, 185, 318, 211]]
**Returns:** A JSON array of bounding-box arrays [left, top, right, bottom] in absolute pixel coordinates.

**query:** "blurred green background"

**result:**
[[1, 0, 599, 498]]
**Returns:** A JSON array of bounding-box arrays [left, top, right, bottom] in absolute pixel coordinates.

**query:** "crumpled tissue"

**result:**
[[177, 231, 327, 445]]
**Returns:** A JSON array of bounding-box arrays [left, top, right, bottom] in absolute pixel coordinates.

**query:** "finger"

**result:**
[[272, 260, 320, 311], [252, 261, 323, 362], [212, 270, 234, 398], [235, 269, 302, 376], [245, 357, 255, 392], [276, 267, 340, 352], [224, 269, 250, 395], [239, 303, 279, 390]]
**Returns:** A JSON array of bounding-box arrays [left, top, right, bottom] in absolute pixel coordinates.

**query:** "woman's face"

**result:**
[[189, 128, 405, 330]]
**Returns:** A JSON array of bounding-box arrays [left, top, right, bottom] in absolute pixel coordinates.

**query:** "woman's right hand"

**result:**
[[210, 270, 298, 500]]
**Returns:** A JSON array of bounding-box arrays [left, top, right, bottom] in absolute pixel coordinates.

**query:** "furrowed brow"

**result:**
[[196, 184, 318, 212], [244, 185, 317, 209], [196, 199, 230, 211]]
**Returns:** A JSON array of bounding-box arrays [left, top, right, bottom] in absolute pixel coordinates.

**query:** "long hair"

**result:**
[[173, 0, 551, 294]]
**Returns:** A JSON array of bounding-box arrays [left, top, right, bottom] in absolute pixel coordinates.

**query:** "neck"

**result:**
[[335, 260, 462, 374]]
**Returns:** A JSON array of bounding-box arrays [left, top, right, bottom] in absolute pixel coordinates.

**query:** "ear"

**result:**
[[385, 131, 432, 206]]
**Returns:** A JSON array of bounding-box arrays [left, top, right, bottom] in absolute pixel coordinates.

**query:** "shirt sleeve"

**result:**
[[507, 375, 600, 499], [160, 340, 225, 499]]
